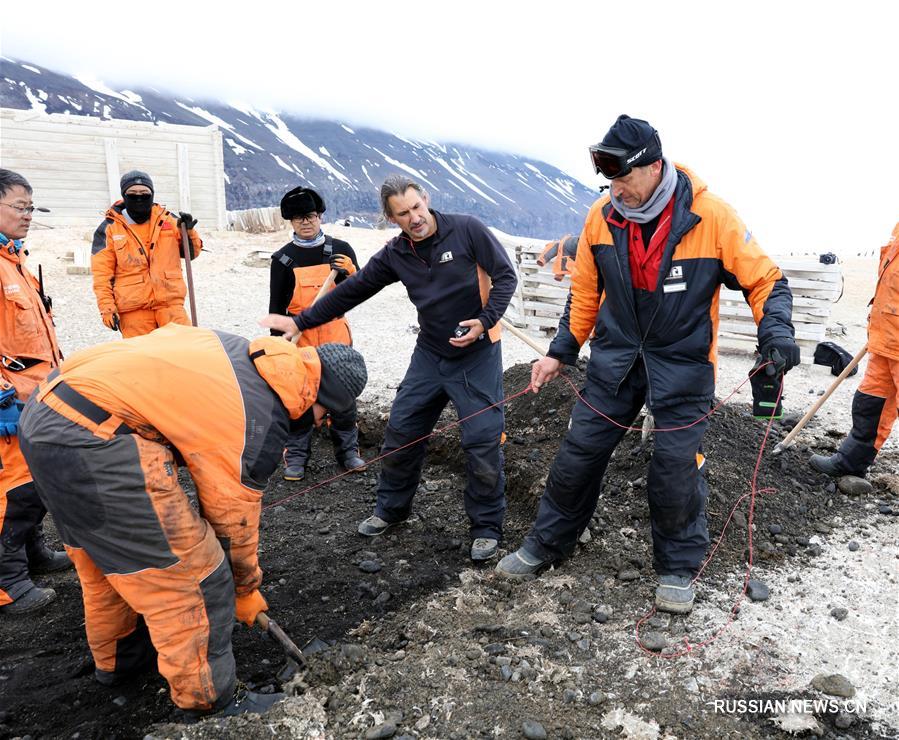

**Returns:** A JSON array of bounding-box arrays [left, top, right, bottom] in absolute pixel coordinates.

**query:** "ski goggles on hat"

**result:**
[[588, 132, 662, 179]]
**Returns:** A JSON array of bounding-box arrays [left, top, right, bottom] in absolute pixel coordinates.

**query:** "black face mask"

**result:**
[[123, 193, 153, 224]]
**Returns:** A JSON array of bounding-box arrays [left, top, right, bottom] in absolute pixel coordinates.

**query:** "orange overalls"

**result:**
[[91, 202, 202, 338], [19, 324, 320, 711], [831, 222, 899, 474], [0, 238, 62, 606]]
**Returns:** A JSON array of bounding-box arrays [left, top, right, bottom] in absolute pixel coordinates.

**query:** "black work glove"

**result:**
[[759, 337, 801, 376], [177, 212, 198, 230], [40, 293, 52, 313]]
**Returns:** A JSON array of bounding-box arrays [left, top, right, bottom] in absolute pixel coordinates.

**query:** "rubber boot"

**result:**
[[330, 424, 366, 472], [283, 426, 313, 481], [26, 521, 72, 574]]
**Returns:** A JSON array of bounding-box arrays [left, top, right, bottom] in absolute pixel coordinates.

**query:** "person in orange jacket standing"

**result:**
[[19, 323, 367, 717], [91, 171, 202, 338], [268, 186, 365, 480], [0, 168, 72, 616], [811, 222, 899, 478]]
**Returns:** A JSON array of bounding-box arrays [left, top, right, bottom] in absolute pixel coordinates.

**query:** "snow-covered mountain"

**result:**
[[1, 57, 598, 238]]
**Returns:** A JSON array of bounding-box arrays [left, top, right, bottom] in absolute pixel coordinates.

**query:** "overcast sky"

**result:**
[[4, 1, 897, 255]]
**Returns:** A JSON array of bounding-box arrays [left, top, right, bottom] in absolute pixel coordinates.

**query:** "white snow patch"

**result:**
[[271, 154, 295, 173], [392, 133, 422, 149], [446, 179, 465, 193], [372, 147, 439, 190], [361, 165, 374, 185], [223, 172, 231, 184], [227, 101, 265, 121], [175, 102, 263, 150], [101, 104, 111, 119], [341, 124, 355, 134], [119, 90, 143, 104], [264, 113, 353, 186], [21, 64, 41, 74], [226, 138, 248, 156], [319, 146, 331, 157], [37, 89, 48, 101], [448, 156, 516, 204], [600, 707, 661, 739], [74, 75, 137, 104], [525, 162, 577, 203], [23, 86, 46, 113], [431, 156, 496, 204]]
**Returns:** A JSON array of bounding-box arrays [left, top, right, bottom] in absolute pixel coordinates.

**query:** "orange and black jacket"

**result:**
[[548, 165, 794, 408], [36, 324, 320, 595], [91, 202, 202, 317], [868, 222, 899, 361], [0, 239, 62, 402]]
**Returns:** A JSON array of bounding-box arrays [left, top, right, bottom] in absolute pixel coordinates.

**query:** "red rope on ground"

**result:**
[[262, 385, 534, 511]]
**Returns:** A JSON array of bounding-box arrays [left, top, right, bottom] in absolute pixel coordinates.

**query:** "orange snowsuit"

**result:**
[[91, 202, 202, 338], [537, 233, 579, 280], [19, 324, 320, 711], [0, 239, 62, 606], [831, 222, 899, 473]]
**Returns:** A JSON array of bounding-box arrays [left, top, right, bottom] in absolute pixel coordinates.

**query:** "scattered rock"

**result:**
[[879, 504, 893, 515], [366, 722, 397, 739], [112, 696, 127, 707], [588, 691, 606, 706], [848, 541, 859, 552], [522, 719, 547, 739], [359, 560, 382, 573], [747, 580, 770, 601], [768, 523, 783, 535], [484, 643, 506, 656], [617, 569, 640, 582], [834, 712, 855, 729], [641, 632, 667, 652], [500, 665, 513, 681], [562, 689, 578, 703], [414, 715, 431, 731], [830, 607, 848, 621], [811, 673, 855, 698], [837, 476, 873, 496]]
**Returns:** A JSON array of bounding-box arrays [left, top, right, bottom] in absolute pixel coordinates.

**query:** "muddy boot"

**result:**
[[809, 453, 858, 478], [26, 522, 72, 574], [0, 586, 56, 615], [183, 683, 285, 723], [283, 426, 313, 481], [495, 547, 548, 580], [330, 424, 366, 472], [655, 575, 694, 614]]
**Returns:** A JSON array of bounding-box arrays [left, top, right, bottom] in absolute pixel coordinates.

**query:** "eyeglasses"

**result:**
[[292, 213, 320, 224], [588, 131, 662, 180], [0, 202, 41, 216]]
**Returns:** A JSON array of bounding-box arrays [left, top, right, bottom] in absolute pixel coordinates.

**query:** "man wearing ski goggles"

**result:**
[[588, 129, 663, 180]]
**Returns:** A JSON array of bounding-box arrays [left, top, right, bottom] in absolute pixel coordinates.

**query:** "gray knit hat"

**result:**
[[316, 344, 367, 414], [120, 170, 154, 196]]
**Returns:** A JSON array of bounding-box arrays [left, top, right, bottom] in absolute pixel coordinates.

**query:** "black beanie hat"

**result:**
[[280, 187, 326, 220], [120, 170, 154, 196], [601, 115, 662, 163], [316, 343, 367, 414]]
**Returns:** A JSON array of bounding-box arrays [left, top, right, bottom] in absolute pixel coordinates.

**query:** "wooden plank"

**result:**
[[523, 298, 569, 312], [103, 139, 120, 202], [719, 320, 825, 342]]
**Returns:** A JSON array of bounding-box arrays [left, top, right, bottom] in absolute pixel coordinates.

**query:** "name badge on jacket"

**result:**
[[438, 251, 453, 264], [662, 264, 687, 293]]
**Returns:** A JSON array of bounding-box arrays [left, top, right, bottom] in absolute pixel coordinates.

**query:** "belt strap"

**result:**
[[38, 372, 133, 438]]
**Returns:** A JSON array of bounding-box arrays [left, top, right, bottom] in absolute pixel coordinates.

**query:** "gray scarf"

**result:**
[[610, 158, 677, 224], [292, 230, 326, 248]]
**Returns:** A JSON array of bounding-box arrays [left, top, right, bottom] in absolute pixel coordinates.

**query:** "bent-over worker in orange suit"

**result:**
[[0, 167, 72, 617], [19, 324, 367, 716], [91, 170, 202, 338], [811, 221, 899, 478]]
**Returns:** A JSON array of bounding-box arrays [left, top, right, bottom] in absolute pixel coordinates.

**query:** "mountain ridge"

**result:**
[[1, 57, 597, 238]]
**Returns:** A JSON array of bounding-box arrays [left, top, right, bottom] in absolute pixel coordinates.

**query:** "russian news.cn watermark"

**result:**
[[707, 697, 869, 716]]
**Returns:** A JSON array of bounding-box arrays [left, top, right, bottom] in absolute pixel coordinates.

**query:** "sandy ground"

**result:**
[[20, 221, 899, 737]]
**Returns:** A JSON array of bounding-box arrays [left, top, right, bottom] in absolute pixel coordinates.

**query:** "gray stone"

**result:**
[[848, 541, 860, 552], [366, 723, 397, 739], [834, 712, 854, 729], [563, 688, 578, 703], [768, 524, 783, 535], [642, 632, 667, 652], [830, 607, 849, 621], [484, 643, 506, 655], [747, 580, 770, 601], [592, 609, 609, 624], [588, 691, 605, 706], [617, 569, 640, 582], [374, 591, 392, 605], [576, 638, 591, 651], [811, 673, 855, 698], [566, 631, 582, 642], [112, 696, 127, 707], [838, 476, 873, 496], [522, 719, 548, 739], [880, 504, 894, 515], [500, 665, 513, 681], [359, 560, 382, 573], [495, 656, 512, 667]]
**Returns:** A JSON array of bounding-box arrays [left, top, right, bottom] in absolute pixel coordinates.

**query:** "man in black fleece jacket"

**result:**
[[262, 174, 517, 561]]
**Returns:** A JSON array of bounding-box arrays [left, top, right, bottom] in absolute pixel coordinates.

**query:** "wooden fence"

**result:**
[[227, 206, 286, 233], [502, 240, 842, 364]]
